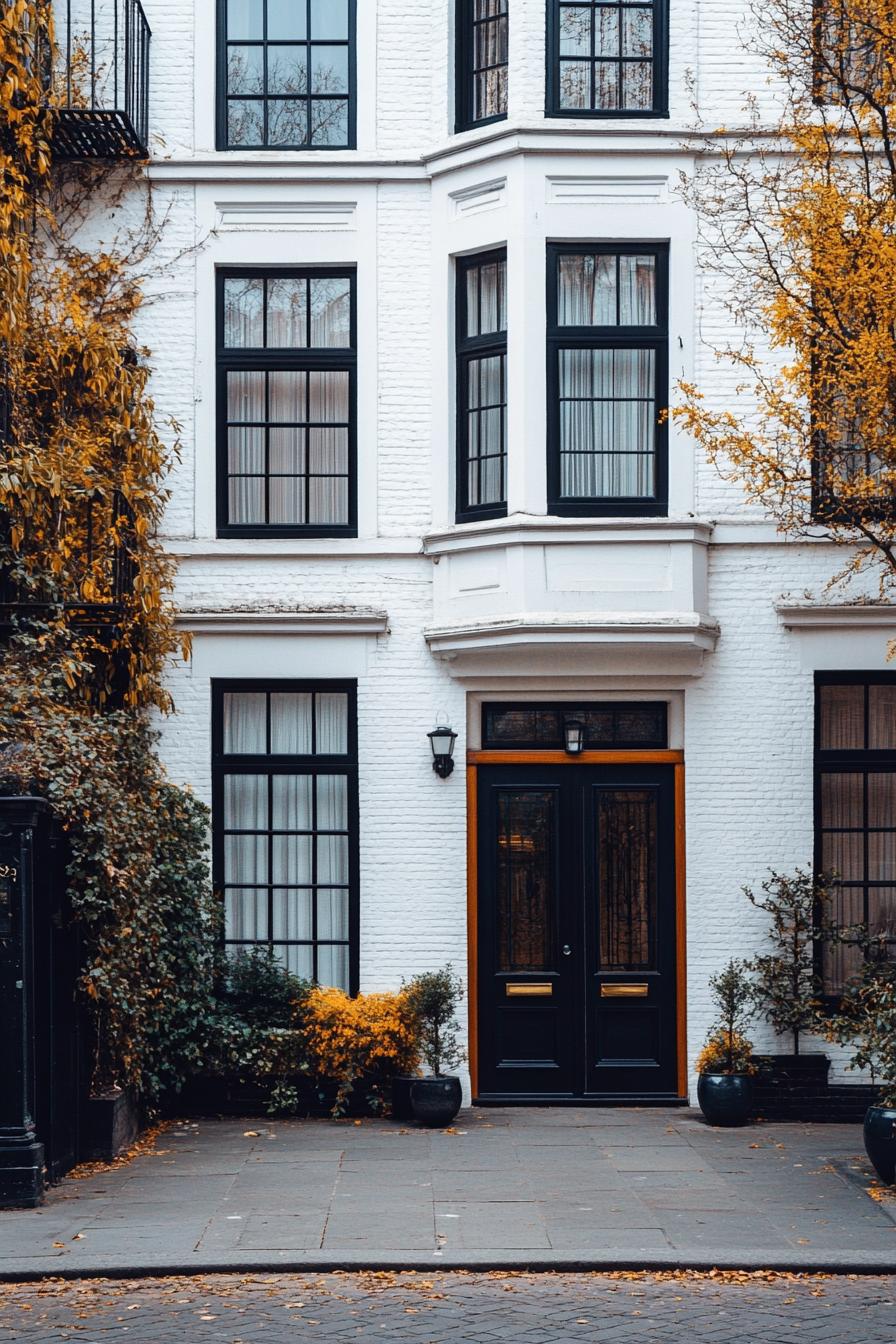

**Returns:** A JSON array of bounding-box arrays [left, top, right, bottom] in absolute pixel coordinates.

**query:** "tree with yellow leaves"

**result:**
[[675, 0, 896, 593]]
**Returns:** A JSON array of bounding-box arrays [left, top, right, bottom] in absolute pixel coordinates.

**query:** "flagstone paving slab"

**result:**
[[1, 1109, 896, 1274]]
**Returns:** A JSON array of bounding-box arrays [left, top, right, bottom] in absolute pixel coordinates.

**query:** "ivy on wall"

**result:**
[[0, 1, 220, 1102]]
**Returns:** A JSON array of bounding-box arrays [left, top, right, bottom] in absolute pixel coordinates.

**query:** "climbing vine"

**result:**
[[0, 2, 219, 1102]]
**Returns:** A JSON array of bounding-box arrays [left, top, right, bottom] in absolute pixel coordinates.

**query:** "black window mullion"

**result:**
[[311, 766, 318, 983], [267, 767, 274, 961]]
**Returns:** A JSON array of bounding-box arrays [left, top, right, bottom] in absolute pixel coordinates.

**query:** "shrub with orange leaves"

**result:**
[[303, 987, 420, 1116]]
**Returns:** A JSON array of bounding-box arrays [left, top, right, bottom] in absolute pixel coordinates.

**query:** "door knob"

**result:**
[[562, 944, 572, 957]]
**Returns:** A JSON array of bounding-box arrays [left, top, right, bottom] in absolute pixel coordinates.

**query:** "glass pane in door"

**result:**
[[495, 790, 555, 971], [597, 789, 657, 970]]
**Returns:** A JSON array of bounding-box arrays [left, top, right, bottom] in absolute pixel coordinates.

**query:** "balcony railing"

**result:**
[[51, 0, 151, 159]]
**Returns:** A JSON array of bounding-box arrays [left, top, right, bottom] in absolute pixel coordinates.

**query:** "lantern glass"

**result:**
[[564, 719, 585, 754], [428, 726, 457, 759]]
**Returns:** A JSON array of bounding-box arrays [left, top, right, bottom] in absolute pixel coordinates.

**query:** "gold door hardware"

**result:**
[[600, 983, 648, 998], [505, 982, 553, 997]]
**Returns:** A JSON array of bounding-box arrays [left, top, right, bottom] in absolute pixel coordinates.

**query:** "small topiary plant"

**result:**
[[826, 939, 896, 1108], [403, 966, 465, 1078], [699, 959, 756, 1075], [743, 867, 830, 1055]]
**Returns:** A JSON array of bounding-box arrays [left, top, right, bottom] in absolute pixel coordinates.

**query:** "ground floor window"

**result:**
[[815, 672, 896, 992], [212, 680, 358, 991]]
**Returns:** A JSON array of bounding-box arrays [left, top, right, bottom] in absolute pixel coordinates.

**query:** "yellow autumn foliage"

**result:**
[[674, 0, 896, 593], [0, 0, 185, 709], [303, 987, 420, 1113]]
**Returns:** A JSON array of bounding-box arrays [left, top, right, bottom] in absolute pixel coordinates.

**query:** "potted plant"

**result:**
[[827, 941, 896, 1184], [403, 966, 465, 1127], [696, 959, 757, 1126], [744, 868, 831, 1116]]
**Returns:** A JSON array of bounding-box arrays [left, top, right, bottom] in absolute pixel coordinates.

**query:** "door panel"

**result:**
[[477, 763, 678, 1101]]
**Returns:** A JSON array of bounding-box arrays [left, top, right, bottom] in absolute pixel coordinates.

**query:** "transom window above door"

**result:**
[[219, 0, 356, 149], [216, 268, 356, 538], [547, 0, 668, 117], [547, 243, 669, 518]]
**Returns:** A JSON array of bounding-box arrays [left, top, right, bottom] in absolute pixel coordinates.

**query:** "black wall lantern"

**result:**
[[428, 724, 457, 778], [563, 718, 586, 755]]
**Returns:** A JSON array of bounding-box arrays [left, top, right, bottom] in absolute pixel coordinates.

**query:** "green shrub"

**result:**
[[403, 966, 465, 1077]]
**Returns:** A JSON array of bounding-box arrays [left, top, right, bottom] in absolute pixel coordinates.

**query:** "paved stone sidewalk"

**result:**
[[1, 1109, 895, 1276], [3, 1271, 896, 1343]]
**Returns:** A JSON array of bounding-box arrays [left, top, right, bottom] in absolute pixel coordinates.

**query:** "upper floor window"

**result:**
[[546, 243, 668, 517], [217, 268, 357, 537], [213, 680, 359, 991], [456, 250, 507, 522], [456, 0, 508, 132], [815, 674, 896, 994], [546, 0, 667, 117], [218, 0, 356, 149]]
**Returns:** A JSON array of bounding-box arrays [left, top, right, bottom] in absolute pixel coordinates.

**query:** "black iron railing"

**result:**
[[51, 0, 151, 159]]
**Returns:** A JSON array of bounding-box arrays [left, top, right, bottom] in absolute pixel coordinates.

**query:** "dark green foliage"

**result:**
[[826, 934, 896, 1108], [403, 965, 465, 1077], [744, 867, 828, 1055], [220, 947, 311, 1029]]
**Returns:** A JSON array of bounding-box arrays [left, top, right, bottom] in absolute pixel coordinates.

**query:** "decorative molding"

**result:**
[[215, 200, 357, 230], [424, 515, 712, 556], [546, 174, 668, 205], [177, 608, 389, 636], [777, 603, 896, 631], [449, 176, 507, 216], [425, 612, 719, 656]]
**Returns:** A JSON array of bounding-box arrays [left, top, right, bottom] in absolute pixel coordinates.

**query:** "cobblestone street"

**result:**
[[2, 1271, 896, 1343]]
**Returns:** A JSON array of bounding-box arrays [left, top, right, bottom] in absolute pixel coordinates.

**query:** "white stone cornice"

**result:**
[[423, 515, 713, 556], [165, 539, 423, 560], [776, 602, 896, 631], [177, 608, 389, 637]]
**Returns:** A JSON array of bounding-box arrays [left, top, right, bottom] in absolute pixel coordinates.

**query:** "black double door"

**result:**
[[476, 764, 679, 1102]]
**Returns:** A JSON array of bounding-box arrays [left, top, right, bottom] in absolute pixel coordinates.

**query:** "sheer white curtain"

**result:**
[[559, 348, 655, 498]]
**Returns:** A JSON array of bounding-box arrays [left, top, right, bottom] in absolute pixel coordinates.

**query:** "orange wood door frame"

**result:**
[[466, 750, 687, 1102]]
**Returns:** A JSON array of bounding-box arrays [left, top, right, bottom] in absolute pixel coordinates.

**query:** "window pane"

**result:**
[[496, 790, 554, 971], [269, 475, 305, 525], [822, 831, 864, 881], [228, 476, 265, 524], [224, 279, 264, 347], [311, 45, 349, 94], [267, 45, 307, 94], [479, 259, 506, 334], [560, 5, 591, 54], [276, 943, 315, 980], [226, 889, 268, 940], [270, 692, 313, 753], [317, 834, 349, 884], [318, 889, 349, 939], [618, 255, 656, 324], [869, 773, 896, 828], [266, 278, 307, 347], [227, 0, 263, 39], [598, 789, 657, 971], [595, 6, 620, 55], [310, 0, 348, 39], [870, 685, 896, 749], [227, 44, 265, 95], [309, 477, 349, 525], [273, 833, 312, 885], [869, 888, 896, 938], [622, 6, 652, 56], [310, 370, 350, 421], [268, 98, 308, 144], [821, 772, 864, 828], [224, 773, 268, 829], [308, 427, 349, 475], [227, 369, 265, 420], [465, 267, 479, 339], [310, 99, 349, 145], [595, 60, 619, 108], [228, 426, 265, 474], [267, 0, 306, 38], [819, 684, 865, 748], [869, 832, 896, 882], [272, 889, 313, 940], [558, 253, 616, 325], [317, 774, 348, 829], [309, 277, 352, 346], [317, 943, 350, 991], [559, 59, 590, 108], [622, 60, 652, 108], [227, 99, 265, 145], [316, 693, 348, 754], [269, 427, 305, 473], [225, 832, 268, 885], [272, 774, 313, 830], [269, 370, 306, 422], [824, 886, 864, 990], [223, 692, 267, 753]]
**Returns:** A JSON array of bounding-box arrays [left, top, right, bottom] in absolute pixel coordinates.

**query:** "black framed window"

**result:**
[[213, 680, 359, 992], [815, 673, 896, 994], [456, 0, 508, 132], [456, 250, 507, 522], [546, 0, 667, 118], [217, 268, 356, 537], [218, 0, 356, 149], [547, 243, 668, 517]]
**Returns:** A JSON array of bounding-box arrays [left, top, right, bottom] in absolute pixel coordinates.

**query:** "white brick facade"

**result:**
[[107, 0, 894, 1101]]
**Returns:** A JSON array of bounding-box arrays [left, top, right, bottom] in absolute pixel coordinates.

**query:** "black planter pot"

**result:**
[[864, 1106, 896, 1185], [410, 1076, 462, 1128], [697, 1073, 754, 1127], [391, 1075, 417, 1122]]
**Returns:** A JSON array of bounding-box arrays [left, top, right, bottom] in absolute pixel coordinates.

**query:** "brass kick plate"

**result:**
[[506, 982, 553, 997], [601, 983, 648, 998]]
